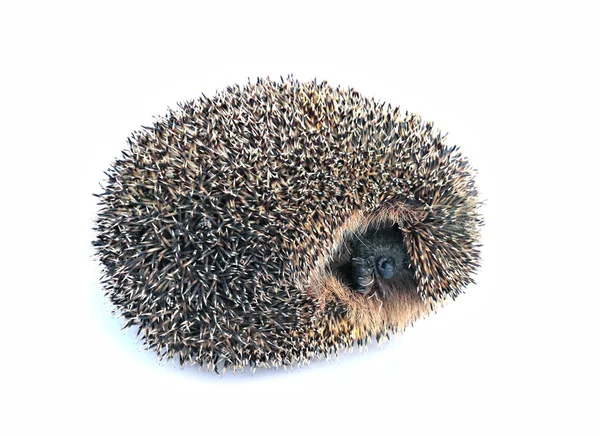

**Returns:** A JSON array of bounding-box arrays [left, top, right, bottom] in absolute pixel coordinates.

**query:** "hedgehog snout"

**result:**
[[377, 256, 396, 279]]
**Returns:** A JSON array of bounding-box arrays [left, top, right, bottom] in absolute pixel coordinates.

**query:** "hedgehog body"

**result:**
[[94, 77, 482, 371]]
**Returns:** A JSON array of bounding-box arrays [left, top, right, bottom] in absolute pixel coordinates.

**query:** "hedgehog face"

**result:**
[[335, 225, 416, 297]]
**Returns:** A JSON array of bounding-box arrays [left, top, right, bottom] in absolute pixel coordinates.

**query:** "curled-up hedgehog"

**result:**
[[94, 76, 483, 372]]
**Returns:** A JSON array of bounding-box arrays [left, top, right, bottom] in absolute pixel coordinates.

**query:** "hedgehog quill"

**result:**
[[94, 77, 483, 372]]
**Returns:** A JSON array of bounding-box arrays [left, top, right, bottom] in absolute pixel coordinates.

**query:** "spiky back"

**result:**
[[94, 77, 481, 371]]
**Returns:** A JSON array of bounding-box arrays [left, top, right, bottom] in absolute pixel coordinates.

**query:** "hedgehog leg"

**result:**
[[351, 257, 375, 293]]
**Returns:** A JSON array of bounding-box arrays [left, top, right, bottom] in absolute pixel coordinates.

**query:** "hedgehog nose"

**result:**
[[377, 256, 395, 279]]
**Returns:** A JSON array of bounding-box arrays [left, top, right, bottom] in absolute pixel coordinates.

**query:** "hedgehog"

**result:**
[[94, 76, 482, 372]]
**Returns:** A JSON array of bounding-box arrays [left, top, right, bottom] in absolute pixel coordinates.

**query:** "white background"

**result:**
[[1, 1, 599, 435]]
